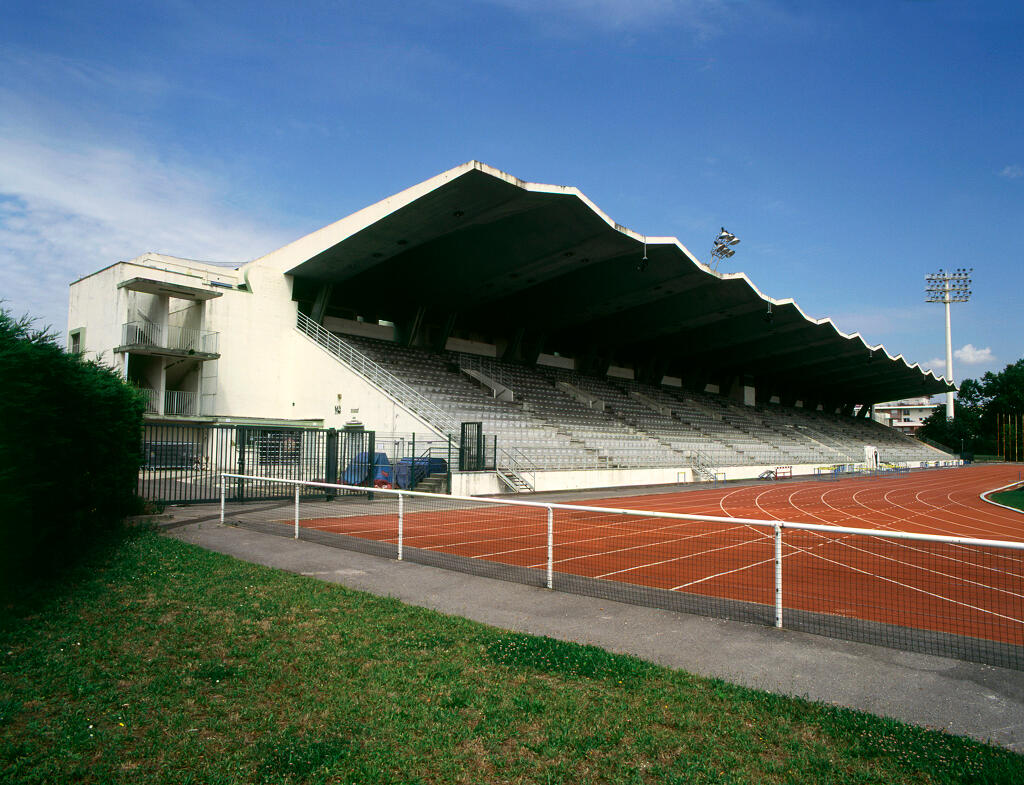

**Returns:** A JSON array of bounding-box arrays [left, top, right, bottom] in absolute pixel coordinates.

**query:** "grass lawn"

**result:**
[[990, 487, 1024, 512], [2, 530, 1022, 784]]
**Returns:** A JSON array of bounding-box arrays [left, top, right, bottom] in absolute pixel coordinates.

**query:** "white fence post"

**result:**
[[546, 506, 554, 590], [774, 523, 783, 628], [219, 474, 225, 524], [398, 493, 404, 561], [294, 484, 300, 540]]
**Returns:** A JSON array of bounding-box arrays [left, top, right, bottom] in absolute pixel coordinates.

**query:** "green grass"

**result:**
[[2, 531, 1022, 784], [991, 487, 1024, 512]]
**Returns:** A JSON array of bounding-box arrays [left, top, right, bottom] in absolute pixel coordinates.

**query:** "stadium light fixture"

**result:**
[[711, 227, 740, 271], [925, 267, 973, 420]]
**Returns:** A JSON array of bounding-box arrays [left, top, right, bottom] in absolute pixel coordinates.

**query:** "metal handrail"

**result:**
[[296, 312, 458, 436], [457, 353, 516, 391], [498, 446, 537, 490]]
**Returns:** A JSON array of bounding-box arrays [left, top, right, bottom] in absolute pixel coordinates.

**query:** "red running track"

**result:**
[[295, 465, 1024, 646]]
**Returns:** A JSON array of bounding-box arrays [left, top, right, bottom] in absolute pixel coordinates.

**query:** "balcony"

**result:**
[[118, 321, 219, 358], [164, 390, 199, 416], [135, 387, 200, 417]]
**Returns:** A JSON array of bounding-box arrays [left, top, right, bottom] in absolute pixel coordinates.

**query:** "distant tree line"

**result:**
[[917, 358, 1024, 458], [0, 308, 145, 590]]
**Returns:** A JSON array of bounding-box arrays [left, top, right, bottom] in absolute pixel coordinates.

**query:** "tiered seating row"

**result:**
[[339, 334, 950, 470]]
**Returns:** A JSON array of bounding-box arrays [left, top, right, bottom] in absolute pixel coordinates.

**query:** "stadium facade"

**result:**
[[67, 161, 957, 495]]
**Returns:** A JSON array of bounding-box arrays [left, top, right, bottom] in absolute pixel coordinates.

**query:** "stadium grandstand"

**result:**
[[67, 161, 957, 501]]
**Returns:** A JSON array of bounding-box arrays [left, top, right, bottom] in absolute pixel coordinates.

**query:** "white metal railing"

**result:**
[[296, 312, 457, 436], [220, 472, 1024, 637], [458, 353, 516, 391], [497, 446, 538, 491], [136, 387, 160, 414], [121, 322, 219, 354], [164, 390, 198, 416], [690, 448, 718, 481]]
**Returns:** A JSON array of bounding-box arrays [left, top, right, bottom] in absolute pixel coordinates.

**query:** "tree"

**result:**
[[917, 358, 1024, 457]]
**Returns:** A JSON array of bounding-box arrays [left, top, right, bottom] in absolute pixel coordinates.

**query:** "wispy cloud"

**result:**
[[828, 303, 936, 342], [0, 129, 294, 333], [954, 343, 994, 364], [999, 164, 1022, 179], [479, 0, 732, 34]]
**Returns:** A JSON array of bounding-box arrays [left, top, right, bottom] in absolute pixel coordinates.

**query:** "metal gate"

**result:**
[[325, 427, 379, 495], [140, 423, 370, 504], [459, 422, 484, 471]]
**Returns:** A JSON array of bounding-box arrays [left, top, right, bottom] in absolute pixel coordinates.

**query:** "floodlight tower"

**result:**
[[711, 228, 740, 271], [925, 267, 973, 419]]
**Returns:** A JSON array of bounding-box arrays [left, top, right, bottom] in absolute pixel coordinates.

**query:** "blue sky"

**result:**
[[1, 0, 1021, 385]]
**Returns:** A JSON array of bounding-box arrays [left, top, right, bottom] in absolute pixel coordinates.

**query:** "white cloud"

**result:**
[[999, 164, 1023, 179], [921, 345, 994, 374], [0, 130, 294, 333], [954, 344, 994, 365]]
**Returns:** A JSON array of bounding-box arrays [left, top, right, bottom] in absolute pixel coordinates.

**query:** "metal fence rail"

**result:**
[[296, 311, 458, 435], [140, 425, 458, 504], [221, 473, 1024, 670]]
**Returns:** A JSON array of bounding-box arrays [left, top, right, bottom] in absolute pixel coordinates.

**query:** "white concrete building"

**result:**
[[872, 397, 941, 435], [67, 252, 439, 435]]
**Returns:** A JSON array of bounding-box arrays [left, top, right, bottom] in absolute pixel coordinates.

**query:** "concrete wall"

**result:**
[[67, 264, 132, 373], [451, 467, 693, 497], [450, 461, 866, 498]]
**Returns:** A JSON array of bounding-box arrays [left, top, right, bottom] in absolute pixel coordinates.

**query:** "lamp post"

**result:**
[[925, 268, 972, 420], [711, 228, 740, 271]]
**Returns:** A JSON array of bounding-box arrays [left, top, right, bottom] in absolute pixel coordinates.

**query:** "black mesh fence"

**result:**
[[222, 474, 1024, 670], [778, 528, 1024, 669]]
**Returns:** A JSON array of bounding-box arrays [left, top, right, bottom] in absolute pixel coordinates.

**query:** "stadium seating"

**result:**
[[340, 334, 951, 472]]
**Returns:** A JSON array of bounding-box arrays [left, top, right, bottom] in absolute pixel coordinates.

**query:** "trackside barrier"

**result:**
[[220, 473, 1024, 670]]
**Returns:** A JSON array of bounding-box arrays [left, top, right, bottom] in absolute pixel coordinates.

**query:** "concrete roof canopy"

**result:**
[[284, 161, 953, 405]]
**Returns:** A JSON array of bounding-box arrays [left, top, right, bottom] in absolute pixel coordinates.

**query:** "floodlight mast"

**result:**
[[925, 267, 973, 419], [711, 228, 740, 271]]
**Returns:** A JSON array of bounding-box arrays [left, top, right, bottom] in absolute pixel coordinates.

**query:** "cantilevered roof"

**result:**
[[281, 161, 953, 404]]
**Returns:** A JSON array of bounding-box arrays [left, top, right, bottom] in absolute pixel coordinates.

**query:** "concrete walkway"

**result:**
[[162, 504, 1024, 752]]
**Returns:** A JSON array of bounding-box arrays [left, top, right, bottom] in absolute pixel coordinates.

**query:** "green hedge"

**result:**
[[0, 309, 145, 587]]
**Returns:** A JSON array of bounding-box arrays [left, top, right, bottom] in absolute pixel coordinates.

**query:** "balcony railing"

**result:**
[[121, 322, 219, 354], [137, 387, 160, 414], [164, 390, 198, 416], [133, 387, 198, 416]]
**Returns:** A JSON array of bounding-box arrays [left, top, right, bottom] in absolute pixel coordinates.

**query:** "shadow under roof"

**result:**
[[284, 161, 952, 405]]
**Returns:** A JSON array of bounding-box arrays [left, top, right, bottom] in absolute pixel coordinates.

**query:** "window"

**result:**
[[69, 329, 83, 354]]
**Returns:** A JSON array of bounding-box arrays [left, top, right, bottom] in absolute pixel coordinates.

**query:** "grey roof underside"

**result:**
[[286, 165, 953, 404]]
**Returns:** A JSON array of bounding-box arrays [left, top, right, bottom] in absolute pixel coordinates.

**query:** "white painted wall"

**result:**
[[67, 264, 131, 372], [450, 461, 862, 497], [68, 254, 445, 434]]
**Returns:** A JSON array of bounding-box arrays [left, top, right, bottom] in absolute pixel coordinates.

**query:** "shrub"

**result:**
[[0, 309, 145, 588]]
